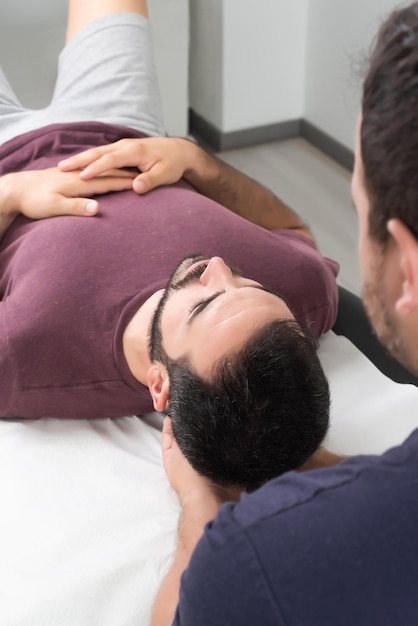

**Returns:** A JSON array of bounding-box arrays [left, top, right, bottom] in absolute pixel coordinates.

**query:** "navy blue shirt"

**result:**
[[173, 429, 418, 625]]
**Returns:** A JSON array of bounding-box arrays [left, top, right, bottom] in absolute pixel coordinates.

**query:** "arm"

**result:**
[[58, 137, 313, 239], [182, 141, 312, 237], [152, 417, 242, 626], [0, 167, 135, 242], [152, 492, 221, 626]]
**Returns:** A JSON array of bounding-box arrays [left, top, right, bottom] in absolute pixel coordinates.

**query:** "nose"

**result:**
[[199, 256, 234, 288]]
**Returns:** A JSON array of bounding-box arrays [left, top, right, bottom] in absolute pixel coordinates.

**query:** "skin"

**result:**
[[152, 117, 410, 626], [58, 126, 317, 401], [352, 118, 418, 374], [151, 416, 243, 626], [57, 114, 341, 626], [65, 0, 148, 43], [123, 254, 294, 412], [0, 118, 341, 626], [153, 255, 293, 374], [65, 136, 314, 394], [59, 136, 313, 238], [0, 1, 339, 621], [0, 167, 134, 241]]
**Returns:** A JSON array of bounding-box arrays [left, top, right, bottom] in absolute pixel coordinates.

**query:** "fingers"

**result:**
[[60, 154, 138, 180], [58, 137, 186, 195], [80, 155, 137, 180], [59, 176, 134, 217], [84, 174, 134, 196], [48, 174, 134, 218], [58, 146, 107, 172], [101, 168, 137, 180], [133, 163, 172, 194], [52, 195, 99, 217], [58, 140, 141, 178], [84, 200, 99, 215]]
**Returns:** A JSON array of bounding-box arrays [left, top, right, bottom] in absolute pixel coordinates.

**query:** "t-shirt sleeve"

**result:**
[[270, 229, 339, 338], [172, 503, 286, 626]]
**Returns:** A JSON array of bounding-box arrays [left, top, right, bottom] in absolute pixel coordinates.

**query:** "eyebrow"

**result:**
[[187, 284, 284, 324]]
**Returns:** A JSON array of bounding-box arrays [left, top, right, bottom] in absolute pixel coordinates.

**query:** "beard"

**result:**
[[147, 254, 244, 364], [362, 267, 417, 375], [147, 254, 209, 363]]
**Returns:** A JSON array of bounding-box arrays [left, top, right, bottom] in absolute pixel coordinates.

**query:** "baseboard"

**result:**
[[188, 108, 354, 171], [189, 109, 301, 152], [300, 120, 354, 172]]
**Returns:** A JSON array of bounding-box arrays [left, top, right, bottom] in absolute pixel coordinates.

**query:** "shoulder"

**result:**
[[267, 229, 339, 337], [175, 431, 418, 625], [235, 429, 418, 532], [273, 228, 339, 280]]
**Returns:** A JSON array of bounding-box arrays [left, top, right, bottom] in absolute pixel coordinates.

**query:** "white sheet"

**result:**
[[1, 331, 418, 626]]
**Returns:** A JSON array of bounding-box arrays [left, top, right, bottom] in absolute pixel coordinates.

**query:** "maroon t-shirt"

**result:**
[[0, 122, 339, 418]]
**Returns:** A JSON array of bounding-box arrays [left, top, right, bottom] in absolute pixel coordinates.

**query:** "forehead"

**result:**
[[193, 285, 291, 324], [163, 285, 293, 377]]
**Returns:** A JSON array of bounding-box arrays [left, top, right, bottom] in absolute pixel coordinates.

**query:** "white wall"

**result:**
[[1, 1, 408, 148], [1, 1, 66, 23], [148, 0, 189, 136], [222, 0, 308, 132], [190, 0, 408, 151], [189, 0, 224, 129], [190, 0, 308, 133], [304, 0, 402, 151]]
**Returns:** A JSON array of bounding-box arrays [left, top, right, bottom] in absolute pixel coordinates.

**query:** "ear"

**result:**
[[147, 364, 170, 412], [387, 219, 418, 315]]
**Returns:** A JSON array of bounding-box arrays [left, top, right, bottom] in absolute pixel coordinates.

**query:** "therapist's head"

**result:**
[[146, 255, 330, 490], [354, 2, 418, 375]]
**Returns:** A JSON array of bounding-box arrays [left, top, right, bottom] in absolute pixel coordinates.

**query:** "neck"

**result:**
[[122, 289, 164, 385]]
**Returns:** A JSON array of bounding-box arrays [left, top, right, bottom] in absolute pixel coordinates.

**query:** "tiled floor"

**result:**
[[218, 138, 361, 296]]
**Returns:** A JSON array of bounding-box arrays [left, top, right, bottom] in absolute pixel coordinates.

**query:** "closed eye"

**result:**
[[186, 284, 287, 325], [188, 291, 225, 321]]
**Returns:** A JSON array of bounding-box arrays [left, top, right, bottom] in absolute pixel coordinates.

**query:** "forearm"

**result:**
[[151, 493, 222, 626], [181, 140, 312, 238]]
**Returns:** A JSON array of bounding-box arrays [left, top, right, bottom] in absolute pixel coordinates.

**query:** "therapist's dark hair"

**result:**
[[165, 319, 330, 491], [362, 2, 418, 246]]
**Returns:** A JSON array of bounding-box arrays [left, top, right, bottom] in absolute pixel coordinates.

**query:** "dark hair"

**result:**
[[362, 2, 418, 245], [165, 319, 330, 491]]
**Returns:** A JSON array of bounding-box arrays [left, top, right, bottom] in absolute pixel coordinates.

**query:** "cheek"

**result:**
[[358, 224, 370, 281], [356, 199, 374, 284], [161, 309, 183, 350], [160, 297, 195, 360]]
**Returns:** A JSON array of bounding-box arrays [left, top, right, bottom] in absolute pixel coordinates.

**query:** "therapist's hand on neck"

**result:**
[[151, 417, 242, 626]]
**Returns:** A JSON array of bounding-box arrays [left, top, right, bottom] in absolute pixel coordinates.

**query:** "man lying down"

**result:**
[[0, 0, 339, 491]]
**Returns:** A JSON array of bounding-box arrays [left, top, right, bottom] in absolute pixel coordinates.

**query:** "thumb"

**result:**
[[133, 162, 172, 194], [53, 196, 99, 217]]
